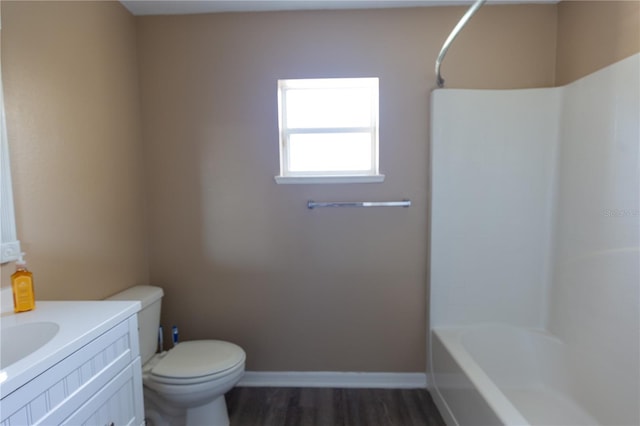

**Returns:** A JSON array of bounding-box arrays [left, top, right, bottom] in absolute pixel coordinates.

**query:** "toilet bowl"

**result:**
[[107, 286, 245, 426], [144, 340, 245, 426]]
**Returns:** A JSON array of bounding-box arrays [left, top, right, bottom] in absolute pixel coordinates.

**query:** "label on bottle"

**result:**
[[14, 276, 35, 311]]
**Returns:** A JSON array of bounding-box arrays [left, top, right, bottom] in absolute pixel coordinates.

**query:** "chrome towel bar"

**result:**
[[307, 200, 411, 209]]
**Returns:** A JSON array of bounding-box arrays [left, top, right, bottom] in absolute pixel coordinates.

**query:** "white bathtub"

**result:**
[[430, 324, 599, 426]]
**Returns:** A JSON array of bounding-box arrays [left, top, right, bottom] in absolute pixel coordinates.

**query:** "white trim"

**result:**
[[122, 2, 561, 17], [238, 371, 427, 389], [0, 24, 21, 264], [1, 240, 21, 264], [274, 174, 385, 184], [277, 77, 380, 179]]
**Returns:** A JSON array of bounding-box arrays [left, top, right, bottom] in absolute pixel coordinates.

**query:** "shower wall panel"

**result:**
[[430, 88, 561, 328], [548, 53, 640, 426]]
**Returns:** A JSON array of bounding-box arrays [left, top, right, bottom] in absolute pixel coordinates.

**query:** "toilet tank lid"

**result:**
[[107, 285, 164, 309]]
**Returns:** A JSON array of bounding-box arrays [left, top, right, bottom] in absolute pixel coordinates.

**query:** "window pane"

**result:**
[[289, 133, 372, 172], [286, 88, 372, 128]]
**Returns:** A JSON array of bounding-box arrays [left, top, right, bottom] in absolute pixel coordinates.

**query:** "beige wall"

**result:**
[[556, 0, 640, 85], [2, 0, 636, 372], [137, 5, 556, 371], [0, 1, 148, 299]]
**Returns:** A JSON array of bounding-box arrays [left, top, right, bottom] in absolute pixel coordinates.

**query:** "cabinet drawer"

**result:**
[[61, 357, 143, 426], [1, 317, 139, 426]]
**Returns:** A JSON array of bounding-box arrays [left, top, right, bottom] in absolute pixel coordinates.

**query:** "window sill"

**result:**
[[274, 175, 385, 184]]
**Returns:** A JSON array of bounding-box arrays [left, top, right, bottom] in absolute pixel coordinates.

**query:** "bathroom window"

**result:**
[[275, 77, 384, 184]]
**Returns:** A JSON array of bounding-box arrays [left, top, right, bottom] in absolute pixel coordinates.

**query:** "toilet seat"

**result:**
[[146, 340, 245, 386]]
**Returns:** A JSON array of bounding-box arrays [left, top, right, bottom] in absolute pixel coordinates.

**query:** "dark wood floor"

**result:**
[[226, 387, 446, 426]]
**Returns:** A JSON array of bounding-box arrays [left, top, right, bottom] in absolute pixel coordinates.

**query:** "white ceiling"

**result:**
[[120, 0, 558, 16]]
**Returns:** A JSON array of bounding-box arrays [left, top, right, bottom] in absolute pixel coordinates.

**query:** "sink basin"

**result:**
[[0, 322, 59, 369]]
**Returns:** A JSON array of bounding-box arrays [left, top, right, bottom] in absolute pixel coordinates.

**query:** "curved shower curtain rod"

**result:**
[[435, 0, 487, 88]]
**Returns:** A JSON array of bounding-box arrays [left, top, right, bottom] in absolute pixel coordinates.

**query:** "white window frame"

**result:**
[[275, 77, 384, 184]]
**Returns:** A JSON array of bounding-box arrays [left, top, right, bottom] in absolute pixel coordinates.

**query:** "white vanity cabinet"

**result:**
[[0, 313, 144, 426]]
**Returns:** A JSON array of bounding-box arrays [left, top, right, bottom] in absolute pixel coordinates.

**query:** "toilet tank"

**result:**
[[107, 285, 164, 364]]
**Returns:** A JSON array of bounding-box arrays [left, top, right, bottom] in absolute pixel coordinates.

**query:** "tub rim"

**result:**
[[430, 323, 549, 426]]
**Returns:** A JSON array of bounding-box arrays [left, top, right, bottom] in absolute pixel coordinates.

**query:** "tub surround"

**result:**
[[430, 87, 560, 328], [430, 54, 640, 425]]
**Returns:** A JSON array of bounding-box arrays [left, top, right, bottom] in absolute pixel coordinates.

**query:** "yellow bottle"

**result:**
[[12, 253, 35, 313]]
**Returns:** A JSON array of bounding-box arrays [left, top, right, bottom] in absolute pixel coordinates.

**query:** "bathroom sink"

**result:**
[[0, 295, 141, 398], [0, 321, 59, 369]]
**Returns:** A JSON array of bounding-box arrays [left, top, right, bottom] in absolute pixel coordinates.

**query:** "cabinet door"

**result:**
[[2, 317, 140, 426], [61, 358, 143, 426]]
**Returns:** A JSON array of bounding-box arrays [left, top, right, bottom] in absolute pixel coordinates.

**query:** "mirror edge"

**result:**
[[1, 7, 22, 264]]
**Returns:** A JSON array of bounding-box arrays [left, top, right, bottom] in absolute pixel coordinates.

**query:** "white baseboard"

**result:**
[[238, 371, 427, 389]]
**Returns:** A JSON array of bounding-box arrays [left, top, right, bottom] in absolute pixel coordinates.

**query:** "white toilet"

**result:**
[[108, 285, 245, 426]]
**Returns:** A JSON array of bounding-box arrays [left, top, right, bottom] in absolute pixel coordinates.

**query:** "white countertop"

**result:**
[[0, 297, 140, 397]]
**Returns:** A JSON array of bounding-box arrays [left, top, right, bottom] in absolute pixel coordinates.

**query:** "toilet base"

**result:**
[[186, 395, 229, 426], [144, 385, 232, 426], [143, 386, 186, 426], [141, 346, 244, 426]]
